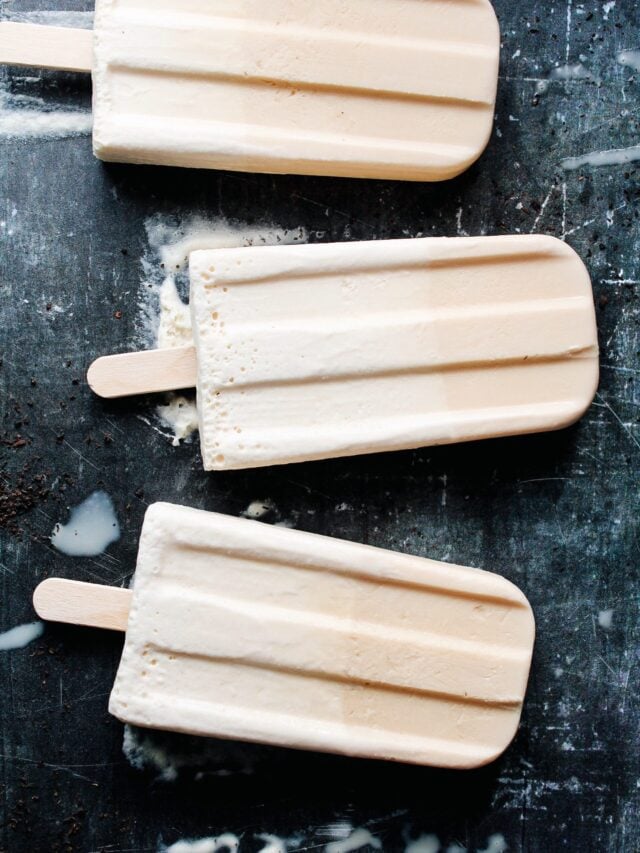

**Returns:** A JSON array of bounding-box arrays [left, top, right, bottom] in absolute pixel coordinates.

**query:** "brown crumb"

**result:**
[[0, 464, 49, 535]]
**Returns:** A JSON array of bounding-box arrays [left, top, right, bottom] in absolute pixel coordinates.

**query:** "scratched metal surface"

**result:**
[[1, 1, 639, 851]]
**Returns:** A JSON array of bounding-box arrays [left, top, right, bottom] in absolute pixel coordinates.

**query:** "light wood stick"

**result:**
[[0, 23, 93, 73], [87, 346, 198, 398], [34, 578, 131, 632]]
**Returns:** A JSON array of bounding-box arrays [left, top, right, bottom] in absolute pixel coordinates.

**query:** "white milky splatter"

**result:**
[[405, 834, 441, 853], [162, 836, 239, 853], [156, 396, 199, 447], [136, 216, 307, 447], [617, 50, 640, 72], [51, 491, 120, 557], [325, 828, 382, 853], [598, 608, 614, 629], [561, 144, 640, 170], [0, 87, 92, 139], [0, 621, 44, 651], [477, 835, 508, 853], [241, 500, 276, 519], [256, 835, 288, 853]]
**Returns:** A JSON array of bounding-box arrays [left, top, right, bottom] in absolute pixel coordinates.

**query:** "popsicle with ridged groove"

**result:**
[[88, 234, 599, 470], [34, 502, 535, 769], [0, 0, 500, 180]]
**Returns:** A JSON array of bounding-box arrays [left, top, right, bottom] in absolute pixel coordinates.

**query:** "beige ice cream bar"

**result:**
[[0, 0, 500, 180], [88, 234, 599, 470], [35, 503, 535, 769]]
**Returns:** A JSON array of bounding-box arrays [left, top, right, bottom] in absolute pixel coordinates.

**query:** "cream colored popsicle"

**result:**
[[34, 502, 535, 769], [0, 0, 500, 180], [88, 234, 599, 470]]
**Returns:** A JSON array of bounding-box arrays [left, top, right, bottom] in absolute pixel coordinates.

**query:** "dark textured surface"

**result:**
[[1, 1, 639, 851]]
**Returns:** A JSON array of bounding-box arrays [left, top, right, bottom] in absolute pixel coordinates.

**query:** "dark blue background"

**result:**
[[1, 1, 638, 850]]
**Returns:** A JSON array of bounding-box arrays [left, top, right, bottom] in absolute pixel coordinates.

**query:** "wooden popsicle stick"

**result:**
[[87, 346, 198, 398], [0, 23, 93, 73], [34, 578, 131, 632]]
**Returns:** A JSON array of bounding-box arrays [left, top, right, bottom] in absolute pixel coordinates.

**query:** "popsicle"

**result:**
[[34, 502, 535, 769], [0, 0, 500, 180], [88, 235, 599, 470]]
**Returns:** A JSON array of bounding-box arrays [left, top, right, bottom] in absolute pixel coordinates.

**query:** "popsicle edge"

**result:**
[[432, 0, 501, 181], [540, 236, 600, 426]]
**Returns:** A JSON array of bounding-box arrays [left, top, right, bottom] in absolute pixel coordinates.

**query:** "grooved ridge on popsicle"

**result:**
[[189, 236, 598, 470], [92, 0, 500, 179], [108, 503, 534, 769]]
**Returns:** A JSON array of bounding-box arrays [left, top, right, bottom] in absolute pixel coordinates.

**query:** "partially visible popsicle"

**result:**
[[34, 503, 535, 768], [88, 235, 599, 470], [0, 0, 500, 180]]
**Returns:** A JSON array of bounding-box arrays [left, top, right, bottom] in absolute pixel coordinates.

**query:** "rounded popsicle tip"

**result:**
[[87, 347, 197, 398], [33, 578, 131, 631], [33, 578, 64, 621], [455, 716, 524, 770], [87, 355, 117, 398]]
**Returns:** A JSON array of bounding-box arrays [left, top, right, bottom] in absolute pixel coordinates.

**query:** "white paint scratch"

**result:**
[[455, 207, 469, 237], [530, 185, 556, 233], [565, 0, 573, 63], [440, 473, 448, 508], [595, 392, 640, 452], [561, 144, 640, 170], [136, 415, 176, 443]]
